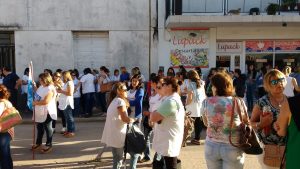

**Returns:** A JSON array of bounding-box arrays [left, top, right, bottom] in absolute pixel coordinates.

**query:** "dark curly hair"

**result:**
[[0, 84, 10, 100]]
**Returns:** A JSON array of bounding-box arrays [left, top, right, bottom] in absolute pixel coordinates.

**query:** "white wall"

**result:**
[[15, 31, 73, 78]]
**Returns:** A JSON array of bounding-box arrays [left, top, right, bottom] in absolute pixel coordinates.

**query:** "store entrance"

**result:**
[[275, 53, 300, 70], [246, 53, 273, 71], [216, 54, 241, 71]]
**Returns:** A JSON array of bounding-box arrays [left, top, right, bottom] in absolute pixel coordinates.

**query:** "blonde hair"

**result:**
[[39, 73, 53, 86], [263, 69, 285, 92], [282, 66, 291, 75], [62, 71, 72, 83]]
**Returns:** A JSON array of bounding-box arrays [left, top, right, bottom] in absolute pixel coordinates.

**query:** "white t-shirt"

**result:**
[[111, 75, 120, 82], [186, 80, 207, 117], [284, 76, 295, 97], [73, 78, 81, 98], [153, 93, 185, 157], [101, 97, 128, 148], [80, 73, 95, 94], [34, 85, 57, 123], [0, 100, 13, 116], [21, 75, 29, 94], [149, 93, 162, 113], [58, 81, 74, 110]]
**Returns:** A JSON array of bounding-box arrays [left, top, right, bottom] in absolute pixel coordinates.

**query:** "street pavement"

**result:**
[[12, 120, 261, 169]]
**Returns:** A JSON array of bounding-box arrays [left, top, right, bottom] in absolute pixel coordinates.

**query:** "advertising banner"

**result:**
[[275, 40, 300, 52], [170, 31, 209, 68], [246, 40, 274, 52]]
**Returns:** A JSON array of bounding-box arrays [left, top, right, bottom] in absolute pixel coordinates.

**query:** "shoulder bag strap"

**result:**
[[229, 97, 239, 147]]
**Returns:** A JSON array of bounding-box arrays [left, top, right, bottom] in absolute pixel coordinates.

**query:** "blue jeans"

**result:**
[[205, 139, 244, 169], [73, 97, 81, 117], [0, 132, 13, 169], [143, 127, 152, 160], [112, 147, 123, 169], [83, 92, 94, 116], [129, 152, 140, 169], [63, 105, 75, 133], [36, 114, 54, 146]]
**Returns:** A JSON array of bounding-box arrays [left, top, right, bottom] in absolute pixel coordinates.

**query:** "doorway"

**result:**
[[216, 54, 242, 71], [0, 32, 15, 71]]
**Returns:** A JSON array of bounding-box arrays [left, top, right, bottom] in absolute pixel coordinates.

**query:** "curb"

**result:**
[[21, 116, 106, 124]]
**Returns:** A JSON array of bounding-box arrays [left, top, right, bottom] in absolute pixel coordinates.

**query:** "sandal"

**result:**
[[31, 144, 41, 151], [41, 146, 52, 154]]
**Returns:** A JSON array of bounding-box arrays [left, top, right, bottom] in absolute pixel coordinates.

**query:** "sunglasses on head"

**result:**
[[270, 77, 285, 86]]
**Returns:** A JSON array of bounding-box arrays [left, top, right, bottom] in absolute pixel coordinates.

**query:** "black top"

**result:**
[[3, 72, 19, 91]]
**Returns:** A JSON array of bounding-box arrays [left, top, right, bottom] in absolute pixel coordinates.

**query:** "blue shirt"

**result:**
[[120, 72, 130, 82]]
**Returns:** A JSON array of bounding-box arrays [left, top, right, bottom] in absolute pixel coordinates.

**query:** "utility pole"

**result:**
[[148, 0, 152, 76]]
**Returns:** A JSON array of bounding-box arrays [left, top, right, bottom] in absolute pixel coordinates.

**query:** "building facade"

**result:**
[[158, 0, 300, 75], [0, 0, 158, 79]]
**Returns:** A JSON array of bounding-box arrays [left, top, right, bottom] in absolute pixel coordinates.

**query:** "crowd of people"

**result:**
[[1, 64, 300, 169]]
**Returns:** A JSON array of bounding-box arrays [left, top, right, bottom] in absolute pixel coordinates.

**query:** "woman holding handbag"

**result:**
[[185, 70, 206, 145], [201, 72, 248, 169], [101, 82, 135, 169], [250, 69, 286, 169], [0, 85, 14, 169]]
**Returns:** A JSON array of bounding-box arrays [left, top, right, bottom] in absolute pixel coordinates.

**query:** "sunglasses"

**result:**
[[156, 85, 162, 90], [270, 78, 285, 86], [120, 87, 127, 92]]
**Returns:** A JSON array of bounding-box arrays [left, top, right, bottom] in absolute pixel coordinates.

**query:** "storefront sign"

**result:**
[[217, 42, 242, 53], [283, 59, 295, 62], [275, 41, 300, 52], [170, 31, 209, 68], [246, 41, 274, 52], [256, 59, 268, 62]]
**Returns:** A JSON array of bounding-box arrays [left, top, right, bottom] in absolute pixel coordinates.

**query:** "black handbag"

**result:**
[[229, 97, 263, 155], [125, 124, 146, 154]]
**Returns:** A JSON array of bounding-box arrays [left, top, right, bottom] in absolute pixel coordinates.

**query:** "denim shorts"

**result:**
[[205, 139, 245, 169]]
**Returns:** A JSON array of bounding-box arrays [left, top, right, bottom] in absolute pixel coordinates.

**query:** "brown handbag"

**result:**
[[229, 97, 263, 155], [263, 144, 285, 167], [100, 82, 114, 92]]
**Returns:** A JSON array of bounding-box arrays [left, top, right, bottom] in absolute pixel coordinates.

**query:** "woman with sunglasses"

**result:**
[[250, 69, 286, 169], [150, 77, 185, 169], [101, 82, 135, 169]]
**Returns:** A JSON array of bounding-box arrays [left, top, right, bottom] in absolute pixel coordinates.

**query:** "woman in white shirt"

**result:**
[[0, 84, 14, 169], [71, 70, 81, 117], [150, 77, 185, 169], [57, 71, 75, 138], [32, 73, 57, 154], [282, 66, 300, 97], [101, 82, 135, 169], [185, 70, 206, 145], [97, 66, 111, 113]]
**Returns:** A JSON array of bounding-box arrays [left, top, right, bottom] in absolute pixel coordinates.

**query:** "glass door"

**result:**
[[216, 55, 231, 70]]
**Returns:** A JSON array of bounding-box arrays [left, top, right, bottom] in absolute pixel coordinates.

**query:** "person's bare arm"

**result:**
[[275, 99, 290, 136], [250, 104, 273, 130], [150, 111, 164, 123], [186, 91, 193, 105], [118, 105, 134, 123], [292, 78, 300, 92]]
